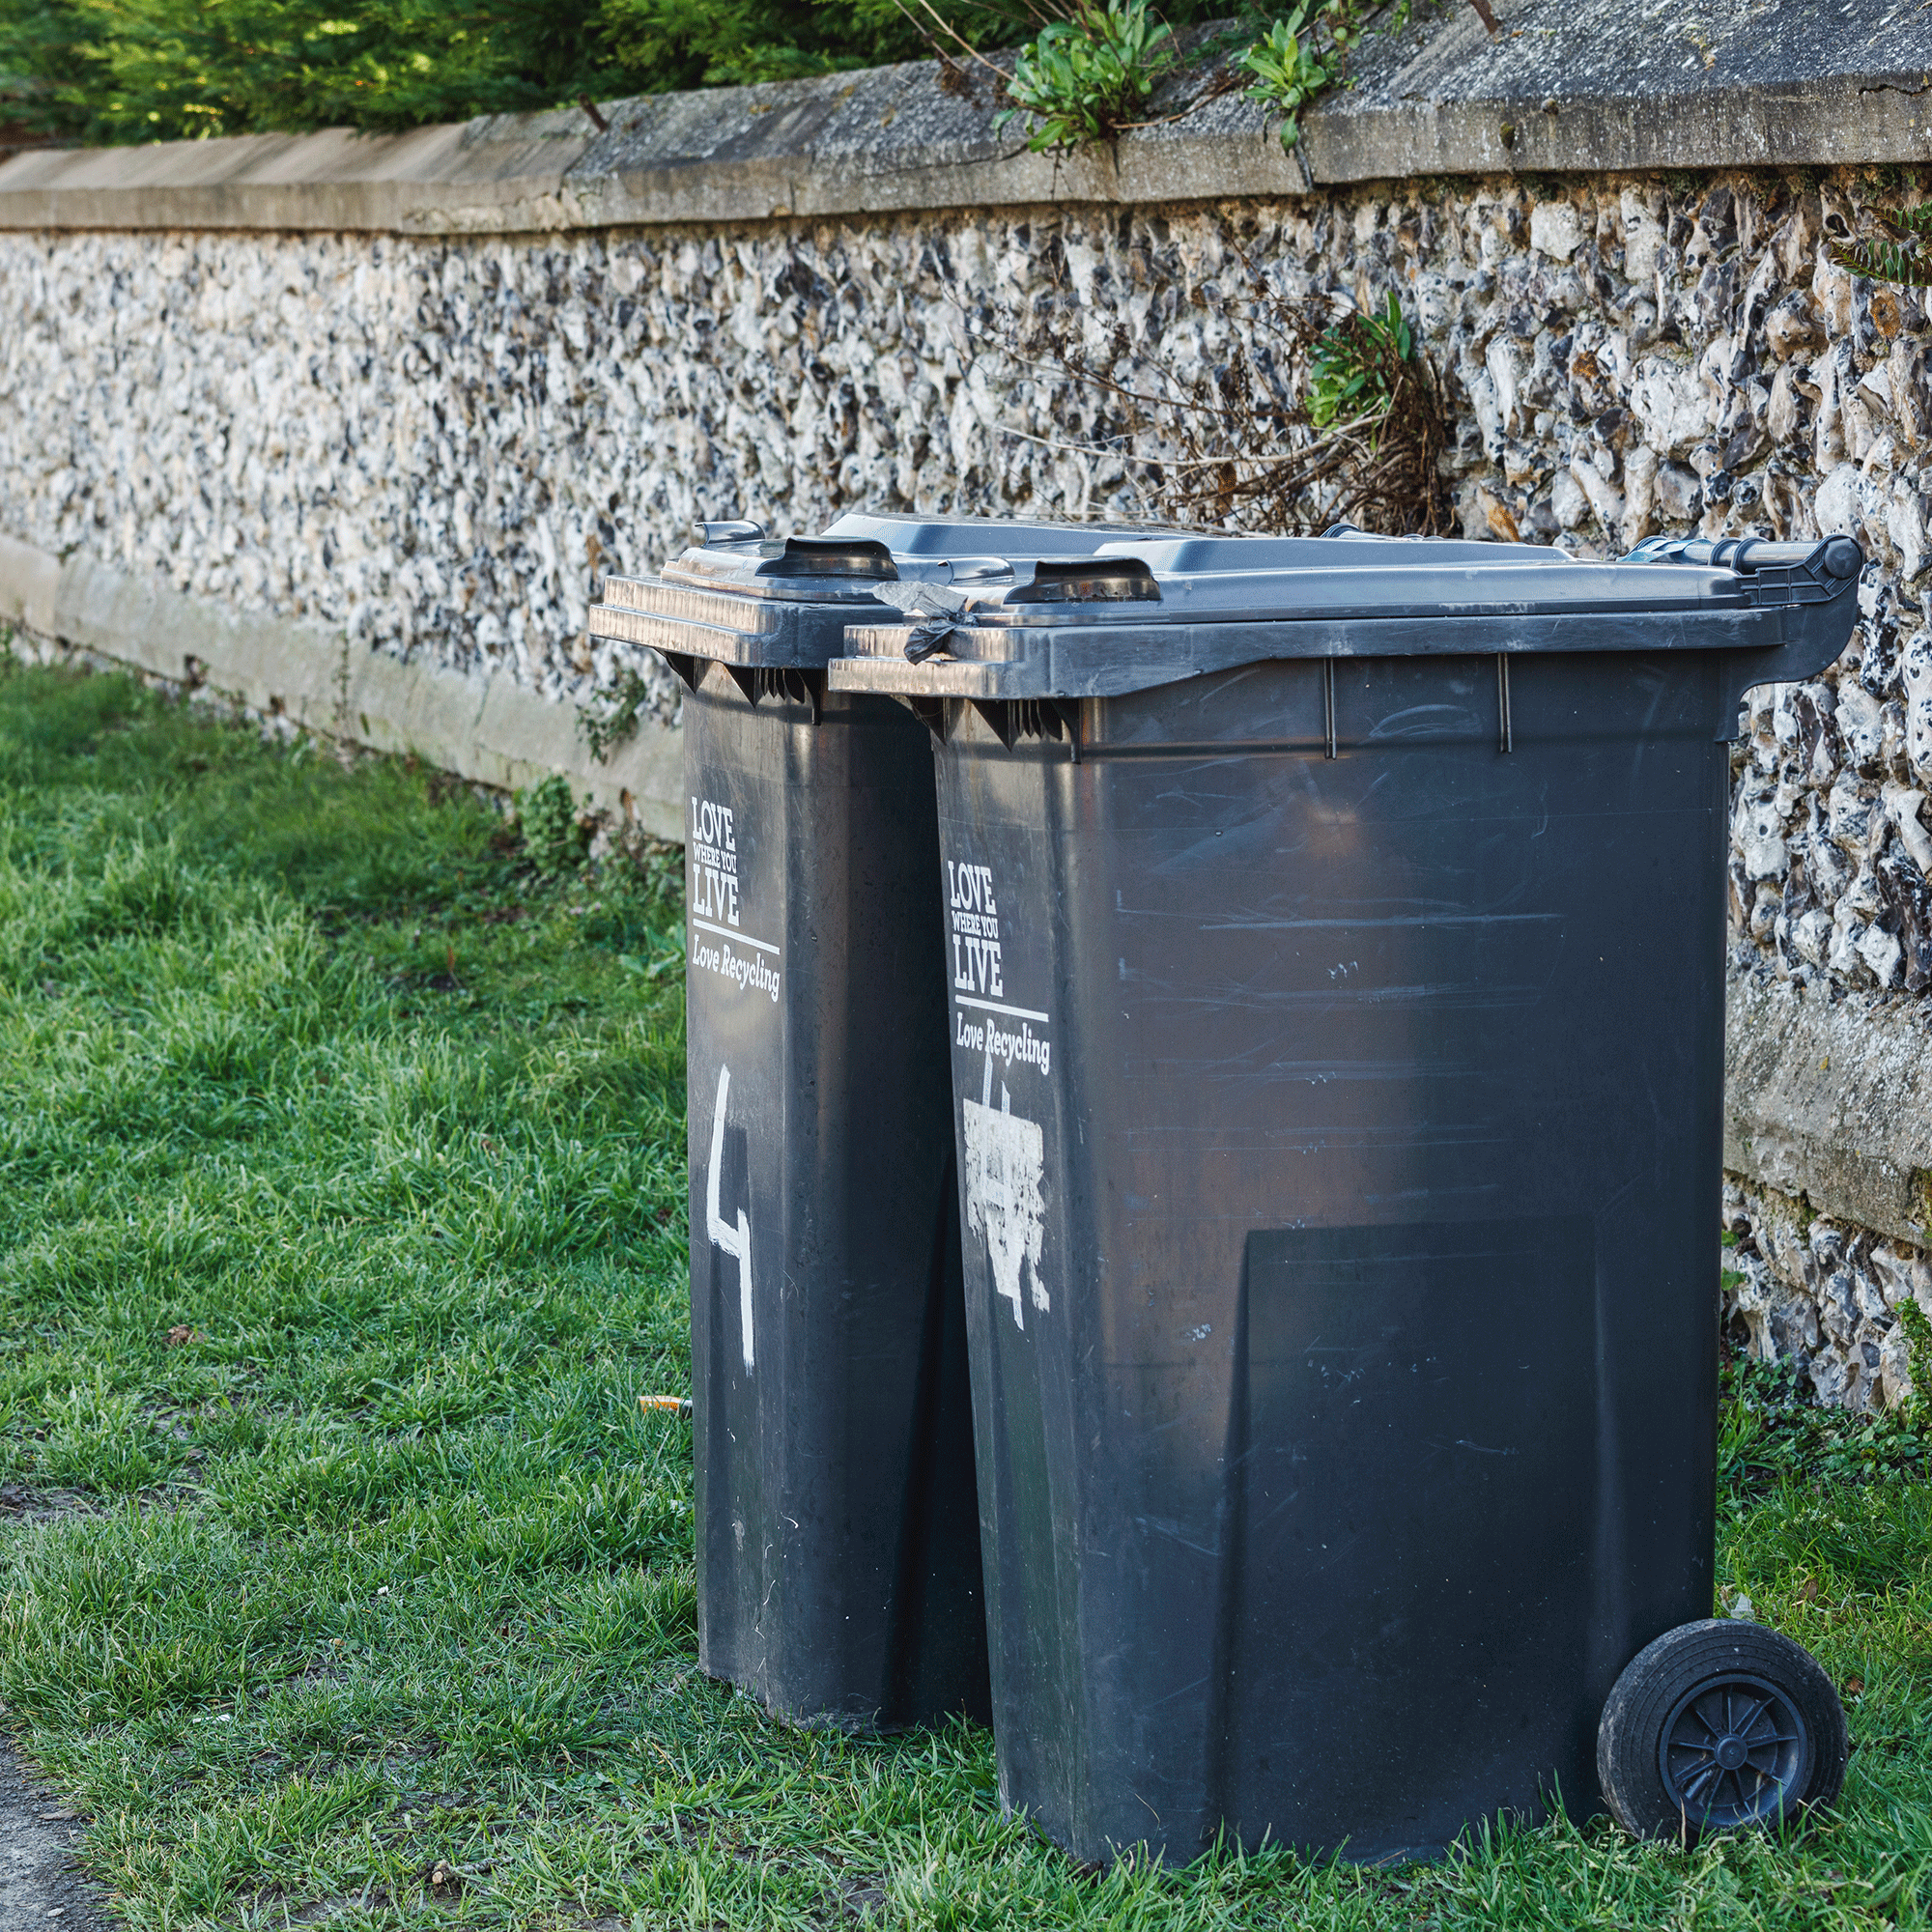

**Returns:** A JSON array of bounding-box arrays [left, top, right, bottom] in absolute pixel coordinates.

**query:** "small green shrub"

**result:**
[[1898, 1292, 1932, 1364], [1307, 289, 1414, 434], [997, 0, 1176, 151], [1009, 266, 1446, 532], [1720, 1351, 1929, 1498], [1235, 0, 1356, 153], [579, 668, 654, 764], [517, 773, 587, 877]]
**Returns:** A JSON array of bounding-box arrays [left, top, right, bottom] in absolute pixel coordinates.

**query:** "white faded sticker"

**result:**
[[962, 1057, 1048, 1329], [689, 794, 781, 1003]]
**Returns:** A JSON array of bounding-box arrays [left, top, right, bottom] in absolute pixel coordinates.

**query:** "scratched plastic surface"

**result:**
[[855, 537, 1865, 1861]]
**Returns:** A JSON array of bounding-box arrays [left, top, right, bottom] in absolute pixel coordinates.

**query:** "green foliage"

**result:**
[[1832, 240, 1932, 289], [996, 0, 1175, 151], [516, 771, 586, 877], [595, 0, 951, 90], [1901, 1291, 1932, 1352], [1830, 203, 1932, 288], [0, 0, 630, 142], [0, 0, 1029, 142], [1720, 1353, 1929, 1499], [579, 667, 654, 764], [1235, 0, 1356, 153], [2, 0, 1348, 147], [1308, 288, 1414, 432]]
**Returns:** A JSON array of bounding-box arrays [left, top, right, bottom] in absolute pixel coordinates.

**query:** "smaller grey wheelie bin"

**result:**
[[827, 527, 1861, 1855], [587, 510, 1190, 1731]]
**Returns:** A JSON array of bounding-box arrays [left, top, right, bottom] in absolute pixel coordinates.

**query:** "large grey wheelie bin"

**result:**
[[587, 510, 1197, 1731], [826, 527, 1861, 1856]]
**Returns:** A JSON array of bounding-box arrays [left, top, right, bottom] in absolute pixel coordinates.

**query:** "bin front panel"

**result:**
[[685, 668, 988, 1729], [935, 647, 1725, 1862]]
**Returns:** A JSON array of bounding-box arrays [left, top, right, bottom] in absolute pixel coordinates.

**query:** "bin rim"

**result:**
[[586, 511, 1246, 679], [824, 532, 1863, 720]]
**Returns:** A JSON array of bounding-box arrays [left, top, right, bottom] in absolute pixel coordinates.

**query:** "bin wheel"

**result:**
[[1597, 1618, 1847, 1843]]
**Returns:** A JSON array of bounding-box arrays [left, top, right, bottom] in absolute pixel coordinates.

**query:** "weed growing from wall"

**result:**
[[1006, 264, 1447, 534], [1234, 0, 1359, 151], [1830, 203, 1932, 288], [1307, 288, 1415, 428], [579, 668, 655, 763], [995, 0, 1176, 148], [992, 0, 1436, 157]]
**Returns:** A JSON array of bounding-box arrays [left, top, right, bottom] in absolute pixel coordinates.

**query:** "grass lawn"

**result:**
[[0, 659, 1929, 1930]]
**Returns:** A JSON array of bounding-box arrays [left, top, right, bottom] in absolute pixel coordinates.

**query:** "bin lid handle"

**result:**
[[1007, 558, 1162, 605], [756, 536, 899, 581]]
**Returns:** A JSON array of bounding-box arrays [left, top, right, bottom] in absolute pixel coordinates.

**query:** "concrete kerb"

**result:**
[[0, 532, 683, 840], [0, 533, 57, 635]]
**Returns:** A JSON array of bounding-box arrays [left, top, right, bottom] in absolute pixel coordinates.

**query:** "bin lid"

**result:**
[[586, 511, 1230, 678], [823, 527, 1864, 706]]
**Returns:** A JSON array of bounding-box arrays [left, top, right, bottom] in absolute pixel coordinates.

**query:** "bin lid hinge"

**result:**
[[905, 695, 948, 740], [971, 698, 1018, 751], [723, 665, 826, 721]]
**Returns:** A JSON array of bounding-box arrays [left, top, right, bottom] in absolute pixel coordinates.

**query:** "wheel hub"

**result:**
[[1659, 1672, 1809, 1830]]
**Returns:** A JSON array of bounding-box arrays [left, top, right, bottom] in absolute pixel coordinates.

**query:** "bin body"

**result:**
[[829, 528, 1861, 1857], [592, 513, 1188, 1730], [935, 655, 1725, 1860], [681, 668, 986, 1727]]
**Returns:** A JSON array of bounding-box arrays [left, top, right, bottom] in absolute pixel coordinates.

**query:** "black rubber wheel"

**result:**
[[1597, 1619, 1848, 1843]]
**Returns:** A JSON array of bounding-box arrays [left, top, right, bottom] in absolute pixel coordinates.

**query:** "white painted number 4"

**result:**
[[706, 1064, 754, 1372]]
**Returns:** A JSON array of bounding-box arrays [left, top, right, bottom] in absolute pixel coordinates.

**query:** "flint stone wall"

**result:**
[[3, 178, 1926, 783], [1724, 1181, 1932, 1412], [2, 3, 1931, 1406]]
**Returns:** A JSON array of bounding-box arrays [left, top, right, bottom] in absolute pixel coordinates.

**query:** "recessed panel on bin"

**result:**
[[1218, 1217, 1596, 1861]]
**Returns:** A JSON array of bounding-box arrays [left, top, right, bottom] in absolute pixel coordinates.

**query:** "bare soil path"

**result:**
[[0, 1739, 111, 1932]]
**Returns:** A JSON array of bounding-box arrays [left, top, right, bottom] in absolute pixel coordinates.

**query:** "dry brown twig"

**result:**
[[987, 261, 1449, 535], [888, 0, 1010, 83]]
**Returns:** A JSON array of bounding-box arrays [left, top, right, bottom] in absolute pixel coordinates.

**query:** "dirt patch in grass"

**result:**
[[0, 1484, 93, 1522], [0, 1738, 113, 1932]]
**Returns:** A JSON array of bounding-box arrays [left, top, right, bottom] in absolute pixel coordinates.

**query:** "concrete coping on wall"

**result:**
[[1725, 970, 1932, 1252], [0, 0, 1926, 236]]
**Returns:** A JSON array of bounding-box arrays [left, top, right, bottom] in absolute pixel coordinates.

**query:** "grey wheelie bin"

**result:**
[[587, 510, 1192, 1731], [827, 528, 1861, 1855]]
